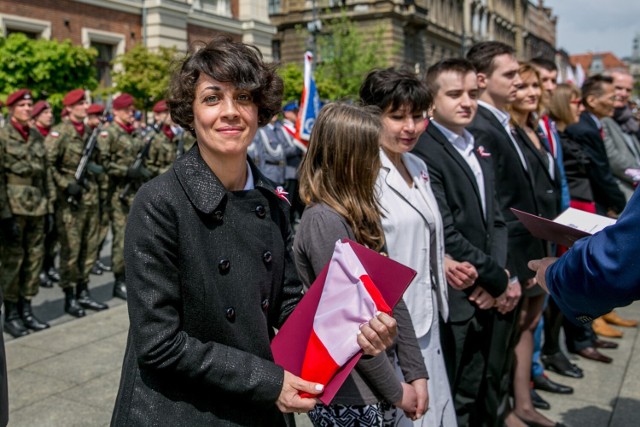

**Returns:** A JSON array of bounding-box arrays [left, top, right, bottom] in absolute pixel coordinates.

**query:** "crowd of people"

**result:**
[[1, 35, 639, 427]]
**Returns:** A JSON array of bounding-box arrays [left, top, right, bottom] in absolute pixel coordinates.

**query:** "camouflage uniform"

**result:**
[[0, 124, 55, 304], [98, 123, 144, 282], [45, 122, 106, 290], [176, 131, 196, 159], [146, 126, 176, 177]]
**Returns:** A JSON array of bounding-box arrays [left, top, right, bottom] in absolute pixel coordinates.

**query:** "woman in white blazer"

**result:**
[[360, 69, 457, 427]]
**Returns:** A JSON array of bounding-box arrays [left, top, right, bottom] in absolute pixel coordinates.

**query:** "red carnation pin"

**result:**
[[275, 186, 290, 205]]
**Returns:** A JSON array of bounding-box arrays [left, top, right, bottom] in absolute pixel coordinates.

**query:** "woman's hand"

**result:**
[[444, 258, 478, 290], [468, 286, 495, 310], [410, 378, 429, 420], [357, 312, 398, 356], [395, 382, 418, 419], [276, 371, 323, 413]]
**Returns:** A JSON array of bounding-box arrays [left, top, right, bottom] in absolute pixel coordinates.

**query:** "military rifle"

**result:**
[[118, 121, 162, 204]]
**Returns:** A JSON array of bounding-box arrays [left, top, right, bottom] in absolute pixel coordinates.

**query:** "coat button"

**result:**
[[261, 299, 269, 311], [262, 250, 273, 264], [255, 204, 266, 218], [218, 258, 230, 274], [225, 307, 236, 322], [213, 210, 224, 222]]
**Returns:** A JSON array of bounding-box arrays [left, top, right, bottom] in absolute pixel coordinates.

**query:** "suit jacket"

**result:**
[[601, 116, 640, 200], [548, 189, 640, 323], [412, 124, 508, 323], [111, 146, 300, 426], [468, 105, 543, 282], [565, 112, 626, 214], [558, 130, 594, 202], [376, 150, 448, 338]]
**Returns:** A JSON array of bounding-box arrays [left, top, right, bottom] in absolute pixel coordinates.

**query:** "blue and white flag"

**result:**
[[296, 51, 321, 144]]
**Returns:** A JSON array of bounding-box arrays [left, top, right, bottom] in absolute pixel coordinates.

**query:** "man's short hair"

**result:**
[[425, 58, 476, 96], [530, 57, 558, 73], [466, 41, 515, 76], [581, 74, 614, 101]]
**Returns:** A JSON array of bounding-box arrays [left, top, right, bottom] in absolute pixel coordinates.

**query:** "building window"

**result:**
[[82, 28, 125, 96], [269, 0, 282, 14], [200, 0, 231, 17], [0, 14, 51, 39], [93, 42, 115, 90], [272, 39, 281, 63]]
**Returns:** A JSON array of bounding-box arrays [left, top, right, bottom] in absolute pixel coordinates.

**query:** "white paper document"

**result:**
[[553, 208, 616, 235]]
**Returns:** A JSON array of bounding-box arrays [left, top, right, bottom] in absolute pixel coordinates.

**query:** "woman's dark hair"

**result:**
[[168, 35, 283, 134], [359, 68, 432, 113]]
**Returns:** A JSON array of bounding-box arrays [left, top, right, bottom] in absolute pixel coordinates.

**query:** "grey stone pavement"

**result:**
[[4, 244, 640, 427]]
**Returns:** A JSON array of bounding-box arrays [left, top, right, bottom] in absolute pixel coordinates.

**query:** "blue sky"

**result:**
[[543, 0, 640, 59]]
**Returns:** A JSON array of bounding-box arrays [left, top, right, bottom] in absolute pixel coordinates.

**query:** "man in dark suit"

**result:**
[[565, 75, 626, 217], [413, 58, 512, 426], [465, 41, 530, 427]]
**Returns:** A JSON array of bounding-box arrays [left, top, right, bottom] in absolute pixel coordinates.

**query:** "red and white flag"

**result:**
[[299, 241, 392, 394]]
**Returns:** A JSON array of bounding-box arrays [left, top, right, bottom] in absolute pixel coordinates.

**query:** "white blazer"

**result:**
[[376, 150, 448, 339]]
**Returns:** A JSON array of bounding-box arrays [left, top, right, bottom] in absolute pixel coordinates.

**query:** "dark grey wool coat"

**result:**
[[111, 146, 301, 426]]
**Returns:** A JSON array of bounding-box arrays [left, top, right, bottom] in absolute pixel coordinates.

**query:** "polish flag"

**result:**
[[299, 241, 392, 395]]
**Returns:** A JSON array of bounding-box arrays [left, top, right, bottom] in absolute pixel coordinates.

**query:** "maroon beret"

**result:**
[[87, 103, 105, 116], [113, 93, 134, 110], [152, 100, 168, 113], [31, 100, 51, 118], [63, 89, 85, 107], [6, 89, 32, 107]]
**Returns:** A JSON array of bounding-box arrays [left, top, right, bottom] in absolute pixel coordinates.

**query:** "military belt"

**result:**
[[7, 175, 32, 185]]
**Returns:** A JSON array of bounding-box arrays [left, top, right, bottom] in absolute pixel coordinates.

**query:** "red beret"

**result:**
[[32, 100, 51, 118], [113, 93, 134, 110], [87, 103, 104, 116], [152, 100, 168, 113], [6, 89, 32, 107], [63, 89, 85, 107]]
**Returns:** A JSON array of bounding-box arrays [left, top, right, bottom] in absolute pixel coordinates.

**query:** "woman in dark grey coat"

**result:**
[[111, 36, 397, 427]]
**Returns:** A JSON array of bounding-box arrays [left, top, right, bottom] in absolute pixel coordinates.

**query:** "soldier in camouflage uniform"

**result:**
[[146, 100, 176, 177], [32, 100, 60, 289], [176, 130, 196, 159], [45, 89, 109, 317], [0, 89, 55, 337], [98, 93, 147, 300]]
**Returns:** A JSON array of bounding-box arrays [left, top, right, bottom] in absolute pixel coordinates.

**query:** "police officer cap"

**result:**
[[283, 100, 299, 112], [63, 89, 86, 107], [153, 100, 169, 113], [87, 103, 104, 116], [6, 89, 32, 107], [113, 93, 134, 110], [32, 100, 51, 118]]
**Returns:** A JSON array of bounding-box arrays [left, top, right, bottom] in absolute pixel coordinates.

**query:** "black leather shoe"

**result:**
[[64, 288, 86, 318], [90, 262, 104, 275], [531, 389, 550, 410], [533, 375, 573, 394], [77, 283, 109, 311], [47, 267, 61, 282], [594, 338, 619, 349], [3, 301, 30, 338], [113, 280, 127, 300], [39, 271, 54, 288], [19, 298, 50, 331], [96, 260, 112, 272], [575, 347, 612, 363], [542, 352, 584, 378]]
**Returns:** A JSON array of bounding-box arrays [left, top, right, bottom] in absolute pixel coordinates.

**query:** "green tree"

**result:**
[[315, 12, 388, 101], [279, 62, 304, 105], [109, 44, 179, 111], [0, 33, 98, 112]]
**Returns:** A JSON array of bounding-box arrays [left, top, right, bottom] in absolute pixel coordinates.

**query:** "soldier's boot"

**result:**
[[3, 301, 30, 338], [19, 298, 50, 331], [90, 262, 104, 275], [113, 276, 127, 301], [47, 266, 61, 283], [96, 260, 112, 272], [76, 282, 109, 311], [64, 288, 86, 318], [39, 271, 54, 288]]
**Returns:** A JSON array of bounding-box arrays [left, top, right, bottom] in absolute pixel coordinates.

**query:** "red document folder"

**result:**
[[270, 238, 417, 404], [512, 208, 591, 247]]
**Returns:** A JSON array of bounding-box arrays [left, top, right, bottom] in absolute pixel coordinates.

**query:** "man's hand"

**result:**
[[357, 312, 397, 356], [444, 258, 478, 290], [528, 258, 558, 293], [276, 371, 322, 413], [495, 280, 521, 314], [468, 286, 495, 310]]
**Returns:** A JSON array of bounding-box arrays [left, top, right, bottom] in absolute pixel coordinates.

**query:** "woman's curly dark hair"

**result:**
[[168, 35, 283, 135]]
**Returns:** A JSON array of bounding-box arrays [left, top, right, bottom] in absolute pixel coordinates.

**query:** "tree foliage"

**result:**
[[109, 44, 179, 111], [314, 12, 388, 101], [279, 62, 304, 105], [0, 33, 98, 112]]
